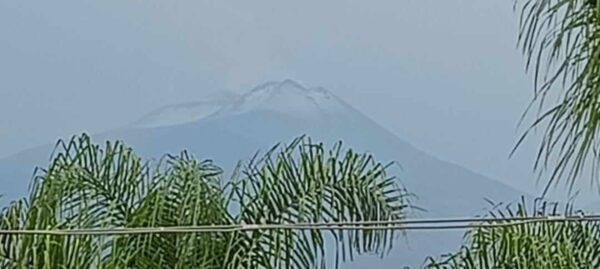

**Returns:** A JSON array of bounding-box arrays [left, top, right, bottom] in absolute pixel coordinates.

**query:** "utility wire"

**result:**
[[1, 215, 600, 236]]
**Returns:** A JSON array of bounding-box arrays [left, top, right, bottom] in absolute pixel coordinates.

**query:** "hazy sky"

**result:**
[[1, 0, 555, 196]]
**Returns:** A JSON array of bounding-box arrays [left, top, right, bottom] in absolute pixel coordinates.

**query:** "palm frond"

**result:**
[[0, 134, 411, 269], [425, 197, 600, 268], [515, 0, 600, 191], [226, 138, 412, 269]]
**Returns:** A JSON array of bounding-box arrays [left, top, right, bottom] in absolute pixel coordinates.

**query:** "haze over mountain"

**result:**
[[132, 90, 239, 128], [0, 80, 524, 267]]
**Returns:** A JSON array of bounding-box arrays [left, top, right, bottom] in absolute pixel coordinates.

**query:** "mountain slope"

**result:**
[[0, 79, 524, 267], [131, 91, 239, 128]]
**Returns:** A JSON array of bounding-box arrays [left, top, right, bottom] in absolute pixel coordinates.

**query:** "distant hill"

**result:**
[[0, 79, 524, 268]]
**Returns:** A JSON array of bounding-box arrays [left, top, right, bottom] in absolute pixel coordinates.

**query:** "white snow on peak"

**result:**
[[133, 91, 238, 128], [212, 79, 348, 118], [132, 80, 350, 128]]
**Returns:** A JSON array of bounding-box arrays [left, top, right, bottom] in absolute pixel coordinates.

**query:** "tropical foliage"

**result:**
[[425, 198, 600, 268], [425, 1, 600, 268], [515, 0, 600, 191], [0, 134, 411, 269]]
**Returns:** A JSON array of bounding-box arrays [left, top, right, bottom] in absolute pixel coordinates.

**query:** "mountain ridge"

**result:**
[[208, 79, 351, 120], [0, 79, 525, 268]]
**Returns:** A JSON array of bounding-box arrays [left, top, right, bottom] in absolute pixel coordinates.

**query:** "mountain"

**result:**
[[0, 79, 524, 268], [131, 90, 239, 128]]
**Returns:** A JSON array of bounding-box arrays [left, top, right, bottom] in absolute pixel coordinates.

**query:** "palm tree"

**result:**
[[425, 198, 600, 268], [419, 2, 600, 267], [0, 134, 411, 269], [515, 0, 600, 192]]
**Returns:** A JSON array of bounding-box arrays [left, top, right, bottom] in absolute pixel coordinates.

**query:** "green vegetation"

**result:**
[[425, 1, 600, 267], [514, 0, 600, 191], [6, 1, 600, 267], [0, 134, 411, 268], [425, 199, 600, 268]]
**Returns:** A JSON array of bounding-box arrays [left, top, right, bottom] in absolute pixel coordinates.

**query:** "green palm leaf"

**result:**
[[514, 0, 600, 191], [226, 137, 412, 268], [425, 197, 600, 269], [0, 134, 411, 269]]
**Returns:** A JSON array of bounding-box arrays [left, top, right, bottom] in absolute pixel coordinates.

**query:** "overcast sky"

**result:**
[[1, 0, 559, 196]]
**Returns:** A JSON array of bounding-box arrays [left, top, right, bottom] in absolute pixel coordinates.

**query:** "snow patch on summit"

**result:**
[[212, 79, 348, 118], [133, 80, 351, 128], [133, 91, 238, 128], [133, 102, 226, 128]]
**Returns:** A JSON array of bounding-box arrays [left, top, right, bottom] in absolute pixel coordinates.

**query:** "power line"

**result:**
[[1, 215, 600, 236]]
